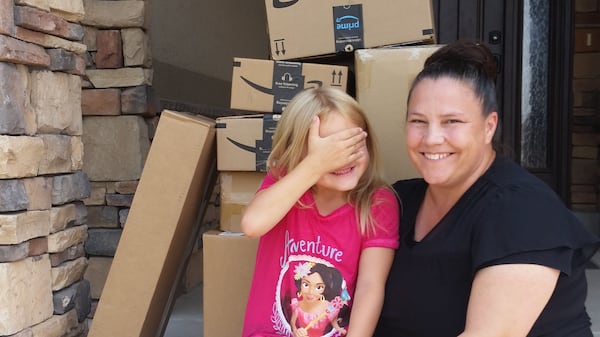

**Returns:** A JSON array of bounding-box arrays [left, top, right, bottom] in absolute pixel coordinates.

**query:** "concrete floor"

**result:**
[[164, 261, 600, 337], [163, 286, 203, 337]]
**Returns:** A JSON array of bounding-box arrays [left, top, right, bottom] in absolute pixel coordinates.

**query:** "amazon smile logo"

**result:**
[[226, 137, 255, 153], [272, 0, 299, 9], [240, 76, 273, 95]]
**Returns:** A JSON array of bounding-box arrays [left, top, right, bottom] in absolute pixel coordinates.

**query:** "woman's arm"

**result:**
[[459, 264, 560, 337], [241, 117, 367, 237], [346, 247, 395, 337]]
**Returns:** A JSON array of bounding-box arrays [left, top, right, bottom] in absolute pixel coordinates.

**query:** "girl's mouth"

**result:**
[[333, 167, 353, 175]]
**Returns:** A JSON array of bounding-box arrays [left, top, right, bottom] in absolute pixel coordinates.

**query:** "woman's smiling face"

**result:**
[[405, 77, 497, 190]]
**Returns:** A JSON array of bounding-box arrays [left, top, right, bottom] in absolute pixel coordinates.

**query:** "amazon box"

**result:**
[[88, 110, 216, 337], [219, 171, 266, 232], [216, 114, 280, 172], [203, 230, 259, 337], [264, 0, 435, 60], [231, 57, 348, 113], [355, 45, 441, 183]]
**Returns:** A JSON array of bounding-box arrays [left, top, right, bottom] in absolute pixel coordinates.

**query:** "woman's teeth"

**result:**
[[424, 153, 449, 160]]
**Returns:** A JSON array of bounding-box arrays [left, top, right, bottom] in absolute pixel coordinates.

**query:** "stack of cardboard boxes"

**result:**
[[204, 1, 441, 336]]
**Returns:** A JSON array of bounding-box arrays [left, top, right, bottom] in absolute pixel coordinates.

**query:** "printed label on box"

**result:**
[[333, 4, 364, 53], [255, 114, 279, 171], [272, 61, 304, 112]]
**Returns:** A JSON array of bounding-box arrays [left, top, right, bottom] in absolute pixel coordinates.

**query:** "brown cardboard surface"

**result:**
[[88, 110, 216, 337], [231, 57, 349, 113], [265, 0, 435, 60], [216, 114, 280, 172], [219, 171, 266, 232], [355, 45, 442, 183], [203, 230, 259, 337]]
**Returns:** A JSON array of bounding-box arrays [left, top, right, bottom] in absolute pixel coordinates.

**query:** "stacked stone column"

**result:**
[[77, 0, 154, 329], [0, 0, 91, 336]]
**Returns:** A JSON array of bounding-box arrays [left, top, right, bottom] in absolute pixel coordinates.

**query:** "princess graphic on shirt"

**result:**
[[289, 262, 350, 337]]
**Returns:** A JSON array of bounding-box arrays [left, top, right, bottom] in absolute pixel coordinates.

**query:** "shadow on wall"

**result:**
[[152, 60, 232, 109]]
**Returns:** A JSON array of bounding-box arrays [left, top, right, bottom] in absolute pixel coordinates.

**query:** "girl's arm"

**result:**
[[458, 264, 559, 337], [241, 117, 367, 237], [346, 247, 395, 337]]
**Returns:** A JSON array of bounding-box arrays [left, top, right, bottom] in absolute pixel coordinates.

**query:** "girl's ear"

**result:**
[[485, 112, 498, 144]]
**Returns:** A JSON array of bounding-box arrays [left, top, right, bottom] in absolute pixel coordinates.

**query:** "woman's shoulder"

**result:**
[[486, 155, 546, 186], [482, 155, 558, 199], [475, 155, 577, 226], [391, 178, 427, 199]]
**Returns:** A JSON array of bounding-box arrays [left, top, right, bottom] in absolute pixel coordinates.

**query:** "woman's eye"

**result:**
[[445, 119, 461, 124], [408, 119, 426, 124]]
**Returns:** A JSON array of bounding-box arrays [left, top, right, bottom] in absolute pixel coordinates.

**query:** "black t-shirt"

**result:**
[[375, 156, 600, 337]]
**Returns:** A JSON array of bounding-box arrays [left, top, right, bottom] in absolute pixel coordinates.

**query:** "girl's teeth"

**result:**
[[334, 168, 352, 175]]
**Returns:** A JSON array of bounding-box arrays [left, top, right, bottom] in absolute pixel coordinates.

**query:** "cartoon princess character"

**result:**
[[290, 262, 350, 337]]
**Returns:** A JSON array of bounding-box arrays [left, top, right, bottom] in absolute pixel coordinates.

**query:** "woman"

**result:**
[[375, 40, 600, 337]]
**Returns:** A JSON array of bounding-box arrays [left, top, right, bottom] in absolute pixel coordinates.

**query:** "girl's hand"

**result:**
[[305, 116, 367, 175]]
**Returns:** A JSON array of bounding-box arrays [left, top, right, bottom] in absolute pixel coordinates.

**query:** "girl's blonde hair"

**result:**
[[268, 87, 390, 235]]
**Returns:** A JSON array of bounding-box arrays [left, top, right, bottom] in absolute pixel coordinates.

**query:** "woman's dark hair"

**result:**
[[408, 40, 499, 116]]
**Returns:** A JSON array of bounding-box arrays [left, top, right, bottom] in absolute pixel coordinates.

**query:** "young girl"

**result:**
[[241, 87, 400, 337]]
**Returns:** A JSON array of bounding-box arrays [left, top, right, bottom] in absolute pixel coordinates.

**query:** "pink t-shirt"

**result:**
[[242, 172, 400, 337]]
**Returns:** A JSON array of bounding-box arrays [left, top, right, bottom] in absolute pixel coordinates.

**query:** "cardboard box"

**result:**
[[203, 230, 259, 337], [216, 114, 280, 172], [355, 45, 441, 183], [264, 0, 435, 60], [231, 57, 349, 113], [219, 171, 266, 232], [88, 110, 216, 337]]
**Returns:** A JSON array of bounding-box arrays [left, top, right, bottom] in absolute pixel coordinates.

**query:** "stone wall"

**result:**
[[78, 0, 219, 330], [572, 0, 600, 212], [0, 0, 91, 336], [76, 0, 154, 330]]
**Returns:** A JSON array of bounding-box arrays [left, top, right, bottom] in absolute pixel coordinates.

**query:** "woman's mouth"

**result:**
[[423, 153, 450, 160]]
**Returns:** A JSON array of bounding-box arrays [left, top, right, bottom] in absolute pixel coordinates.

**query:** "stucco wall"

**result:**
[[150, 0, 269, 108]]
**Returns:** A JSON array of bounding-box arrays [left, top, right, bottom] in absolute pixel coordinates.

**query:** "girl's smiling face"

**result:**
[[405, 77, 497, 190], [314, 110, 369, 196]]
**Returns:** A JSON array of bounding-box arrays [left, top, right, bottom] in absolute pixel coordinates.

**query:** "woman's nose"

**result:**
[[423, 124, 445, 144]]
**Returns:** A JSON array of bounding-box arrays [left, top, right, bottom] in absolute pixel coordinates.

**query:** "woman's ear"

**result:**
[[485, 111, 498, 144]]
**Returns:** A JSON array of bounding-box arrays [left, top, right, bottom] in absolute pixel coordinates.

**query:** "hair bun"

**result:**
[[425, 40, 498, 81]]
